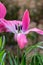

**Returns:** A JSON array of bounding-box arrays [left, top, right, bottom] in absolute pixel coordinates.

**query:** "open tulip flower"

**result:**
[[0, 2, 43, 49]]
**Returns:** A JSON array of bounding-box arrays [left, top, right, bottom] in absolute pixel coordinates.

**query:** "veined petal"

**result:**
[[22, 9, 30, 31], [17, 33, 28, 49], [0, 18, 22, 33], [0, 19, 10, 32], [0, 2, 7, 18], [0, 19, 16, 33], [24, 28, 43, 35]]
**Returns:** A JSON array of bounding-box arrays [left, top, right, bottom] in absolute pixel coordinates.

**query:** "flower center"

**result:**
[[15, 24, 22, 33]]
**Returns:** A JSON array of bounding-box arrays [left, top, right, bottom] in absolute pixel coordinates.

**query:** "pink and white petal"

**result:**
[[4, 20, 22, 33], [0, 19, 16, 33], [24, 28, 43, 35], [22, 9, 30, 31], [14, 34, 17, 41], [12, 20, 22, 25], [17, 33, 28, 49], [0, 20, 9, 32], [0, 2, 7, 18]]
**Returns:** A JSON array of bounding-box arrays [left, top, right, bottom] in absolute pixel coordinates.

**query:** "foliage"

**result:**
[[0, 36, 6, 65]]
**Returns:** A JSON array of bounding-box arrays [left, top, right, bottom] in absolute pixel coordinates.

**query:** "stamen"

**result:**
[[15, 24, 22, 33], [15, 25, 17, 30], [18, 25, 20, 32]]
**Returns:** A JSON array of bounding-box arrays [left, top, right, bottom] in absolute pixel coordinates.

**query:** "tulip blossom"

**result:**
[[0, 2, 43, 49]]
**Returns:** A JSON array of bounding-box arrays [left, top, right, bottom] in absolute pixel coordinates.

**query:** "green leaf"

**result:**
[[25, 41, 43, 55], [11, 54, 18, 65], [1, 53, 6, 65], [39, 54, 43, 63], [8, 52, 13, 65], [1, 36, 5, 50], [25, 45, 36, 56], [30, 54, 43, 65], [0, 50, 5, 61], [0, 37, 2, 49], [20, 53, 26, 65], [0, 50, 6, 65], [0, 36, 5, 50]]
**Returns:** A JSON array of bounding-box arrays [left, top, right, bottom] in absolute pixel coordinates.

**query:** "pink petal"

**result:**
[[0, 19, 22, 33], [24, 28, 43, 35], [17, 33, 28, 49], [14, 34, 17, 41], [0, 19, 9, 32], [22, 9, 30, 31], [0, 2, 7, 18], [0, 24, 6, 32], [0, 19, 16, 33], [0, 18, 11, 33]]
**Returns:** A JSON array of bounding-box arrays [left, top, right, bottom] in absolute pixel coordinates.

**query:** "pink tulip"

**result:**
[[0, 2, 43, 49]]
